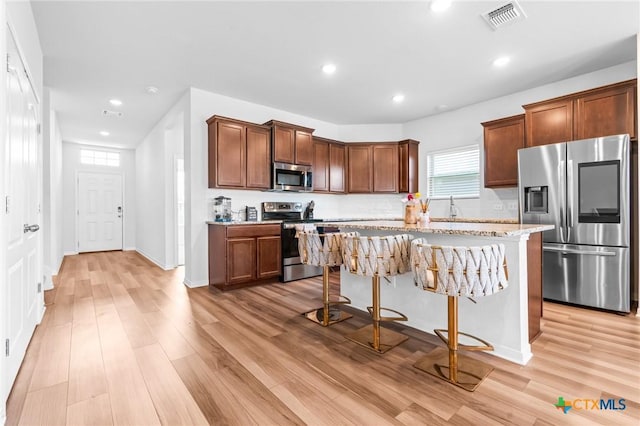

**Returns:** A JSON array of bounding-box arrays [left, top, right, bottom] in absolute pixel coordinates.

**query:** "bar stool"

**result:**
[[411, 238, 508, 391], [342, 234, 414, 354], [297, 230, 358, 326]]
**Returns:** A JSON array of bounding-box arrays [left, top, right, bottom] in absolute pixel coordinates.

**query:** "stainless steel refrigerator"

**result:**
[[518, 134, 630, 313]]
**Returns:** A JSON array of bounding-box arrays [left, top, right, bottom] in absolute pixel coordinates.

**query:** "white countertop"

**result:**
[[321, 220, 553, 237]]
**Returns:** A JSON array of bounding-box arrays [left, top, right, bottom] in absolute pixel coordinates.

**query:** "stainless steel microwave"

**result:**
[[272, 162, 313, 192]]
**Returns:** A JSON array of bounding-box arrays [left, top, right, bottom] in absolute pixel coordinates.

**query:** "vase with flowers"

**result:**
[[402, 192, 430, 225]]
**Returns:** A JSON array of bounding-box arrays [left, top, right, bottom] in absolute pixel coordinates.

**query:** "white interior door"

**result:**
[[78, 172, 123, 252], [4, 27, 42, 397]]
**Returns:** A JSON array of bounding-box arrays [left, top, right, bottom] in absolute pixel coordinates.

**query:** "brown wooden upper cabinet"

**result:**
[[329, 143, 347, 193], [313, 137, 346, 193], [264, 120, 314, 165], [313, 138, 329, 192], [207, 116, 271, 189], [372, 143, 399, 193], [524, 98, 573, 147], [574, 81, 636, 141], [347, 144, 373, 193], [482, 114, 525, 188], [347, 141, 418, 194], [398, 139, 419, 193], [524, 79, 637, 147]]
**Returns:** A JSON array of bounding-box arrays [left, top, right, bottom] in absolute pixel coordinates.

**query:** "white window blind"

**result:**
[[80, 149, 120, 167], [427, 144, 480, 199]]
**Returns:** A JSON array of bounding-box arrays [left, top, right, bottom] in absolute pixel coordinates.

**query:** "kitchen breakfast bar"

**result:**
[[321, 220, 553, 365]]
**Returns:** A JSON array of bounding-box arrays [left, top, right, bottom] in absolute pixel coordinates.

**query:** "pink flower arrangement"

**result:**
[[402, 192, 430, 213], [401, 192, 421, 203]]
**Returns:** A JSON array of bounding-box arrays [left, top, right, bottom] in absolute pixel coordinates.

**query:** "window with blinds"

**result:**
[[426, 144, 480, 199]]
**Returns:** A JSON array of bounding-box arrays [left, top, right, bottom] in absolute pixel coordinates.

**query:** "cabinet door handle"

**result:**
[[23, 224, 40, 233]]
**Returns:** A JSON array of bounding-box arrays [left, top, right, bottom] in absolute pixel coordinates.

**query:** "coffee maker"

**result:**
[[213, 196, 232, 222]]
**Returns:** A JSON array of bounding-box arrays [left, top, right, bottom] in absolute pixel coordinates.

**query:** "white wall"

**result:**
[[185, 88, 404, 286], [140, 62, 639, 288], [42, 89, 63, 290], [62, 143, 136, 254], [6, 1, 42, 102], [404, 61, 638, 219], [135, 94, 187, 270]]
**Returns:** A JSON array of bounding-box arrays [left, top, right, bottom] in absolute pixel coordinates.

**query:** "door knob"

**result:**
[[23, 224, 40, 233]]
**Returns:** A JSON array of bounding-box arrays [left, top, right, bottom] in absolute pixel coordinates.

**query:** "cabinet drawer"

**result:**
[[226, 224, 281, 238]]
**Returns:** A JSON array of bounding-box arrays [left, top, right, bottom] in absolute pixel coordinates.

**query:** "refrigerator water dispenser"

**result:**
[[524, 186, 548, 214]]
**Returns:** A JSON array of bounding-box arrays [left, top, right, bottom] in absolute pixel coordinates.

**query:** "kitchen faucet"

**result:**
[[449, 196, 457, 221]]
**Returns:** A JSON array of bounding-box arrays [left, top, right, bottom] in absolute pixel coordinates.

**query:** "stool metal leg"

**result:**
[[346, 276, 408, 354], [302, 266, 352, 327], [413, 296, 494, 392], [448, 296, 458, 383]]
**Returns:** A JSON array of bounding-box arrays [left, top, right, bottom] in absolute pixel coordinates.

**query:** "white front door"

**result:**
[[78, 172, 123, 253], [4, 26, 43, 397]]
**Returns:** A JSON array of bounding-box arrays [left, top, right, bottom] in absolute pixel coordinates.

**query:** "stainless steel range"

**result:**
[[262, 202, 325, 282]]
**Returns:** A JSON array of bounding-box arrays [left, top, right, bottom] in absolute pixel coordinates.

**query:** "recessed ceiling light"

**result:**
[[145, 86, 159, 94], [493, 56, 511, 67], [109, 99, 122, 107], [430, 0, 452, 13], [322, 64, 337, 75], [100, 131, 110, 136], [392, 94, 405, 103]]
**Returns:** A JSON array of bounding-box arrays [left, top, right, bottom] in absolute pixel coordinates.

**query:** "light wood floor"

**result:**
[[6, 251, 640, 425]]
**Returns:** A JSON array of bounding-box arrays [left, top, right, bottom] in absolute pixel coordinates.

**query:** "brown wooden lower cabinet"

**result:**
[[209, 224, 281, 291], [256, 236, 281, 279], [527, 232, 543, 343]]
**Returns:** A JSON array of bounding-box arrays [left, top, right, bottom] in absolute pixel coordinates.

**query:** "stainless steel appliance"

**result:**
[[272, 162, 313, 192], [262, 201, 324, 282], [518, 134, 630, 312]]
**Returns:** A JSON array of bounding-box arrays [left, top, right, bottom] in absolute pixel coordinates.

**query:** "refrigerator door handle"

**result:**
[[543, 245, 617, 257], [558, 160, 565, 242], [566, 159, 573, 241]]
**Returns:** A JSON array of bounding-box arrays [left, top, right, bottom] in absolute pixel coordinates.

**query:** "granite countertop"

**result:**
[[206, 220, 283, 226], [320, 220, 553, 237], [205, 217, 521, 228], [322, 217, 519, 224]]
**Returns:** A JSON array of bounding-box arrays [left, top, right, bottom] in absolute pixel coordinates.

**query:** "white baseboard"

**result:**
[[123, 246, 136, 251], [42, 265, 54, 291], [64, 251, 79, 256], [135, 249, 172, 271], [183, 278, 209, 288], [37, 305, 47, 325]]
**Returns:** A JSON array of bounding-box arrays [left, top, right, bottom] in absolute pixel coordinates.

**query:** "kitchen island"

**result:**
[[322, 220, 553, 365]]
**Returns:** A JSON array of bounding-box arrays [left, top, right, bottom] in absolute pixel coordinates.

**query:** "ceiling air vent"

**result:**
[[102, 109, 123, 117], [481, 1, 527, 30]]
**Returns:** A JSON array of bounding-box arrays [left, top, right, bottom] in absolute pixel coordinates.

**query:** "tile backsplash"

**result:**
[[206, 188, 519, 221]]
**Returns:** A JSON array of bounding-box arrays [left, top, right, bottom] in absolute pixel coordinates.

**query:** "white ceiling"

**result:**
[[31, 1, 639, 149]]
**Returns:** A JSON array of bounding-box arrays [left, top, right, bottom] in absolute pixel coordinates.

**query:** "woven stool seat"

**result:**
[[342, 234, 414, 353], [297, 230, 358, 326], [411, 238, 508, 391]]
